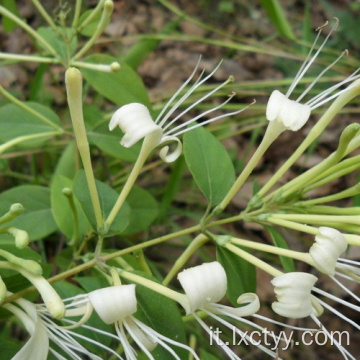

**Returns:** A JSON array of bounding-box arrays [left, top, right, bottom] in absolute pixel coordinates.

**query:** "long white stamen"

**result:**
[[297, 50, 348, 102], [61, 319, 125, 359], [331, 276, 360, 302], [43, 315, 115, 360], [335, 271, 360, 283], [316, 297, 360, 331], [253, 314, 317, 332], [287, 24, 325, 97], [307, 66, 360, 106], [311, 314, 355, 360], [157, 69, 206, 128], [123, 319, 156, 360], [170, 102, 254, 138], [162, 71, 230, 131], [313, 287, 360, 312], [158, 61, 224, 127], [165, 92, 236, 136], [287, 19, 338, 97], [132, 317, 201, 360], [155, 57, 202, 124], [337, 258, 360, 266], [204, 309, 280, 358], [193, 313, 241, 360], [115, 321, 137, 360]]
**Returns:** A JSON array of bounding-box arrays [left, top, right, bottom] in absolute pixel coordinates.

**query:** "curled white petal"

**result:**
[[266, 90, 311, 131], [209, 292, 260, 318], [310, 227, 347, 276], [158, 135, 183, 163], [271, 272, 317, 319], [88, 284, 137, 324], [109, 103, 163, 148], [177, 261, 227, 314]]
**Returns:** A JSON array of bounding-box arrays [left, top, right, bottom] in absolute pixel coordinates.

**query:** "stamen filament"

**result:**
[[155, 57, 202, 124]]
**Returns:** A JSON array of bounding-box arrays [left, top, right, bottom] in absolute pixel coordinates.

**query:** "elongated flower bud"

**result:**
[[271, 272, 317, 319], [178, 261, 227, 314], [266, 90, 311, 131], [88, 284, 137, 324], [109, 103, 162, 148], [309, 227, 347, 275]]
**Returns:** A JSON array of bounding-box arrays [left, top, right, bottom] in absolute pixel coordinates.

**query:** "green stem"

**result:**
[[104, 133, 158, 231], [163, 234, 209, 286], [77, 0, 105, 32], [230, 237, 315, 266], [0, 5, 57, 56], [225, 243, 282, 277], [299, 183, 360, 206], [266, 217, 318, 234], [0, 132, 61, 155], [5, 224, 201, 303], [0, 52, 57, 63], [65, 68, 103, 231], [215, 120, 285, 213], [305, 205, 360, 216], [31, 0, 57, 30], [0, 85, 63, 131], [258, 79, 360, 198], [72, 0, 82, 27], [73, 0, 114, 60], [119, 270, 190, 312], [271, 213, 360, 226], [268, 217, 360, 246], [304, 162, 360, 193]]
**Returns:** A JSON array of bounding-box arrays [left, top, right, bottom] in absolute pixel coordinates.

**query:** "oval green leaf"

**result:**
[[184, 127, 235, 205], [81, 54, 150, 107]]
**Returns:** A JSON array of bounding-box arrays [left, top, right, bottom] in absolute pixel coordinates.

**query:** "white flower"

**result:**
[[271, 272, 318, 318], [69, 284, 200, 360], [109, 59, 251, 162], [271, 272, 358, 360], [178, 261, 281, 359], [266, 19, 360, 131], [309, 227, 347, 275], [4, 294, 116, 360]]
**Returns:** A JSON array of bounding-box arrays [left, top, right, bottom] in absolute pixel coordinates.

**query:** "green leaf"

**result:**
[[122, 186, 159, 235], [54, 142, 77, 179], [73, 170, 130, 236], [264, 225, 295, 272], [199, 349, 219, 360], [88, 120, 141, 162], [0, 185, 57, 240], [258, 0, 295, 40], [216, 245, 256, 306], [81, 54, 150, 107], [183, 127, 235, 205], [77, 9, 111, 37], [50, 175, 92, 241], [1, 0, 19, 33], [37, 27, 77, 61], [0, 102, 60, 149]]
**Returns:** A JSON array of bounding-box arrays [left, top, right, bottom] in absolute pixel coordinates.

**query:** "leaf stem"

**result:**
[[0, 5, 57, 56]]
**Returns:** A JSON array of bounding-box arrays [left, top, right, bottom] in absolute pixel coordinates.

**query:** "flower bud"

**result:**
[[309, 227, 347, 275], [178, 261, 227, 314], [271, 272, 317, 319]]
